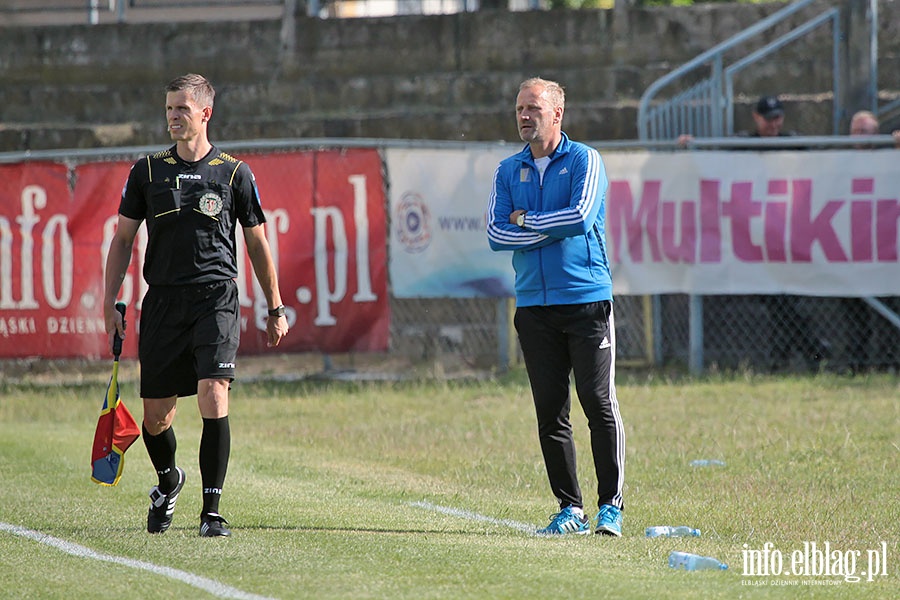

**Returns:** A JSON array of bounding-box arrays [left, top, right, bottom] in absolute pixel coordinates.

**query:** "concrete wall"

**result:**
[[1, 1, 898, 152]]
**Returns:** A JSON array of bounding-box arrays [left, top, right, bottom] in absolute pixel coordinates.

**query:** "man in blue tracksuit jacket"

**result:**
[[487, 77, 625, 536]]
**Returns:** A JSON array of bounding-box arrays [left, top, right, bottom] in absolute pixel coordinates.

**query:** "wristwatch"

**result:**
[[516, 212, 526, 227], [267, 304, 286, 318]]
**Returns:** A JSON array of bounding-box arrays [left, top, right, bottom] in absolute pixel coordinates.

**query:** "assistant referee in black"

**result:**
[[103, 73, 289, 537]]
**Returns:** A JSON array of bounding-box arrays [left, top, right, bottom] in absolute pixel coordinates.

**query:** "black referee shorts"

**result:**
[[138, 279, 240, 399]]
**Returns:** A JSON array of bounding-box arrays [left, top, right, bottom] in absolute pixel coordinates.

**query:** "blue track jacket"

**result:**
[[487, 132, 612, 307]]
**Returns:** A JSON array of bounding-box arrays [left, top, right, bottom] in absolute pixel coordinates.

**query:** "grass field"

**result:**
[[0, 365, 897, 599]]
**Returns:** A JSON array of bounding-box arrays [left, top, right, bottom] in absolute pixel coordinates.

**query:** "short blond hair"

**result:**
[[519, 77, 565, 110]]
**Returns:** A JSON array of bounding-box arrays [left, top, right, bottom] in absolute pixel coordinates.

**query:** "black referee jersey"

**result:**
[[118, 145, 267, 286]]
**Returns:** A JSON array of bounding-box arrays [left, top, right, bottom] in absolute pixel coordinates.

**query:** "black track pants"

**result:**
[[515, 301, 625, 512]]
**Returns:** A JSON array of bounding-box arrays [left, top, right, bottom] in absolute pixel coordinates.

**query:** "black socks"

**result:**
[[143, 416, 231, 515], [199, 416, 230, 516], [142, 423, 178, 492]]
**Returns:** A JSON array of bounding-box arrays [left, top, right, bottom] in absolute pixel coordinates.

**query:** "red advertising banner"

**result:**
[[0, 149, 389, 359], [0, 161, 97, 358], [237, 149, 389, 354]]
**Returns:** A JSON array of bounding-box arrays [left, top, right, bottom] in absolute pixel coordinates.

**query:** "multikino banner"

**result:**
[[387, 146, 900, 298]]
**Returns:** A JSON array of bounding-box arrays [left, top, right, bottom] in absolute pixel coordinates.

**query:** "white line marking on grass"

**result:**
[[0, 522, 276, 600], [409, 500, 536, 533]]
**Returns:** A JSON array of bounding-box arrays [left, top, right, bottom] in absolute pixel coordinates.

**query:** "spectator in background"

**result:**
[[842, 110, 899, 372], [738, 96, 825, 368], [849, 110, 900, 148], [736, 95, 799, 138], [849, 110, 879, 136], [680, 95, 826, 370], [745, 96, 827, 369], [678, 95, 798, 147]]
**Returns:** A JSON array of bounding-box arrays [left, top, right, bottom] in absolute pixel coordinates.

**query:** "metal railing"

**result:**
[[4, 133, 900, 165], [722, 7, 841, 136], [638, 0, 844, 140]]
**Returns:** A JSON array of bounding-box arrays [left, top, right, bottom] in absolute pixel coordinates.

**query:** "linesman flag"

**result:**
[[91, 302, 140, 486]]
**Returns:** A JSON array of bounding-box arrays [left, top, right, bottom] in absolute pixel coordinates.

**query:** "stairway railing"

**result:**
[[638, 0, 843, 140]]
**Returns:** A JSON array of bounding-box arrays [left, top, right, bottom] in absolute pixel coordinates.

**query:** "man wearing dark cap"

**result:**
[[738, 95, 829, 370], [677, 95, 796, 146], [738, 95, 797, 138]]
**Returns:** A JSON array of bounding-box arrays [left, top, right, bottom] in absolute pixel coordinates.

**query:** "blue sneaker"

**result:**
[[535, 506, 590, 536], [594, 504, 622, 536]]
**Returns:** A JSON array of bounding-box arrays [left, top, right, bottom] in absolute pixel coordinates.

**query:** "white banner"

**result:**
[[387, 146, 900, 297], [387, 146, 513, 297]]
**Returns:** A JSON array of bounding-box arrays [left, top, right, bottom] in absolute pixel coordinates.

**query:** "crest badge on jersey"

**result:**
[[199, 192, 223, 217]]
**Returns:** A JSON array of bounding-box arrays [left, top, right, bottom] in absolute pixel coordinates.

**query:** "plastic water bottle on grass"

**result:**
[[690, 459, 726, 467], [646, 526, 701, 538], [668, 551, 727, 571]]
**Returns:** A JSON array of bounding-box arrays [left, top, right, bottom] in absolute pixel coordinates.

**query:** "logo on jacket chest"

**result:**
[[199, 192, 224, 217]]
